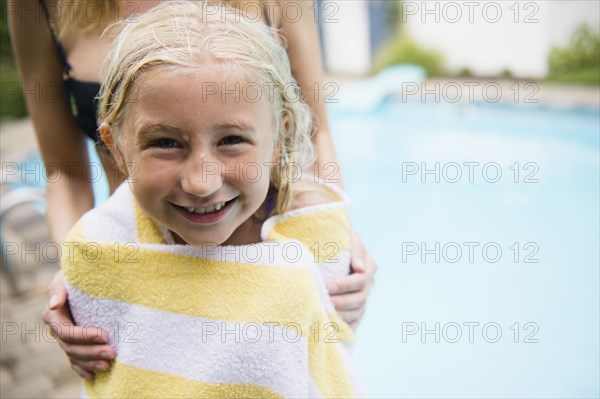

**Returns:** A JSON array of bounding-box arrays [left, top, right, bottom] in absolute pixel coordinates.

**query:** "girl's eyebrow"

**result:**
[[135, 121, 257, 137], [214, 121, 256, 133], [136, 122, 183, 136]]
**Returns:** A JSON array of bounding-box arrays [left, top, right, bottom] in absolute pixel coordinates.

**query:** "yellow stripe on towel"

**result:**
[[85, 361, 283, 398], [265, 207, 351, 263], [135, 202, 166, 244], [309, 337, 355, 398], [64, 244, 322, 328]]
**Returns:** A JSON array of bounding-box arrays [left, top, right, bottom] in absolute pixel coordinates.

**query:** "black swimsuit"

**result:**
[[39, 0, 102, 143]]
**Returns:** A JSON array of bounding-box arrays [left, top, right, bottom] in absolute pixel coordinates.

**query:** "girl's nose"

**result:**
[[180, 152, 223, 198]]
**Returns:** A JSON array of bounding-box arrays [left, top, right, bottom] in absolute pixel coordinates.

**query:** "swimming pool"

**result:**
[[330, 99, 599, 397]]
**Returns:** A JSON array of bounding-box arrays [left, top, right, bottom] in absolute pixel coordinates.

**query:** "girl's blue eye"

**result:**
[[152, 138, 179, 149], [219, 135, 246, 146]]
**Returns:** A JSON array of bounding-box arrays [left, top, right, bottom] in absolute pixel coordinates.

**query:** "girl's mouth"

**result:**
[[172, 197, 237, 224]]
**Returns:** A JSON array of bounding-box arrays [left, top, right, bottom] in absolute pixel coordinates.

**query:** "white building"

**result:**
[[320, 0, 600, 78]]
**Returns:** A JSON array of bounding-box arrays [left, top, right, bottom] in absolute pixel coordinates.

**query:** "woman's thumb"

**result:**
[[47, 270, 67, 310]]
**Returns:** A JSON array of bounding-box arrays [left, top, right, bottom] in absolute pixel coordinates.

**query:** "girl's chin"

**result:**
[[172, 234, 227, 247]]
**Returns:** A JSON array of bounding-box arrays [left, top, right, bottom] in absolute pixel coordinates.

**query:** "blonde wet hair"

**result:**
[[98, 0, 315, 214]]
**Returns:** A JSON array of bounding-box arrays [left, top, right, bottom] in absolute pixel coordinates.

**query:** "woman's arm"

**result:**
[[279, 1, 377, 328], [278, 0, 343, 186], [8, 0, 95, 243], [8, 0, 108, 380]]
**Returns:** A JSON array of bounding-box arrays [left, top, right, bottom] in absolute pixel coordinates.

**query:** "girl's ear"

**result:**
[[272, 114, 290, 163], [99, 122, 127, 174]]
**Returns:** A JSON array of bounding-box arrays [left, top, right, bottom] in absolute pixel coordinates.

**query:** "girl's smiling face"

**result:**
[[107, 66, 277, 246]]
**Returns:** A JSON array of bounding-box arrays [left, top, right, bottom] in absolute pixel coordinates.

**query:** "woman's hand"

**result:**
[[328, 231, 377, 329], [43, 270, 116, 380]]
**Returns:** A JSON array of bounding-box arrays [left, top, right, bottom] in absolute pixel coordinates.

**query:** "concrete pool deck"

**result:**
[[0, 80, 598, 398]]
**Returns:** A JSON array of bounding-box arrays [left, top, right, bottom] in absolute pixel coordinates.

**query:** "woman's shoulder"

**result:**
[[288, 179, 347, 211], [261, 180, 350, 249]]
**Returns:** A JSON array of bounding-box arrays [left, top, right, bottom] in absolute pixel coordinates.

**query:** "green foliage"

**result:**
[[548, 23, 600, 84], [1, 63, 28, 120], [500, 68, 513, 79], [0, 0, 28, 120], [546, 67, 600, 85], [373, 35, 445, 77], [457, 67, 472, 78], [386, 0, 404, 34], [0, 0, 12, 60]]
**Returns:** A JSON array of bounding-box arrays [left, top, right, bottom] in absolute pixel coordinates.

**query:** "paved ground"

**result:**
[[1, 118, 80, 398], [0, 80, 598, 398]]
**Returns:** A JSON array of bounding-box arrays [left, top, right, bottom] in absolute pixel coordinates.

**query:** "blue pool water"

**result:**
[[329, 100, 600, 398]]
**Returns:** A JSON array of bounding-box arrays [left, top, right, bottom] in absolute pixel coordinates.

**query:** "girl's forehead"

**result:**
[[130, 64, 274, 106], [142, 63, 275, 99], [122, 66, 278, 136]]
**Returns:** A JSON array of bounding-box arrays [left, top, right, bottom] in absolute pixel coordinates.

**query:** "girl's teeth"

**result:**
[[186, 201, 226, 214]]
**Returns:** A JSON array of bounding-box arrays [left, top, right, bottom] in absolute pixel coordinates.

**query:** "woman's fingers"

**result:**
[[43, 270, 115, 379], [364, 254, 378, 278], [58, 340, 116, 361], [56, 330, 115, 378], [338, 305, 366, 325], [330, 285, 370, 312], [43, 273, 109, 345], [71, 364, 96, 381], [328, 233, 376, 324], [45, 308, 109, 345], [54, 328, 115, 378], [46, 270, 67, 310], [349, 230, 367, 273], [327, 272, 368, 296], [56, 328, 116, 377], [328, 254, 377, 297], [69, 358, 112, 374]]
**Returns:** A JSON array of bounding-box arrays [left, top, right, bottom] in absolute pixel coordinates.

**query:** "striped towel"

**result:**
[[63, 183, 364, 398]]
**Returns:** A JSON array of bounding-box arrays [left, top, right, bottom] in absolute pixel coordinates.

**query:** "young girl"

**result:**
[[62, 1, 363, 397]]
